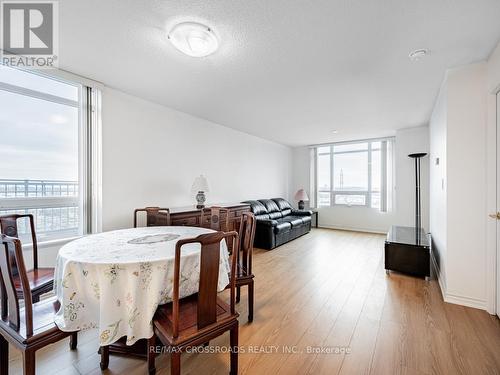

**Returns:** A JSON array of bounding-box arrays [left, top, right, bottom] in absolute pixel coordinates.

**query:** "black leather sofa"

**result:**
[[242, 198, 312, 250]]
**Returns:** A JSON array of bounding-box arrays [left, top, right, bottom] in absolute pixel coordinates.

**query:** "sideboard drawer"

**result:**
[[171, 216, 198, 226]]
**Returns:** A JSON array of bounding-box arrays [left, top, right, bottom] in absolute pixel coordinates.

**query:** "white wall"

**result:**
[[290, 126, 429, 233], [429, 83, 447, 287], [446, 63, 488, 304], [488, 44, 500, 93], [101, 88, 292, 231], [429, 61, 489, 309]]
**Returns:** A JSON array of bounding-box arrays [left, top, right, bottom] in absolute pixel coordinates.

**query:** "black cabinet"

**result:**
[[384, 225, 430, 279]]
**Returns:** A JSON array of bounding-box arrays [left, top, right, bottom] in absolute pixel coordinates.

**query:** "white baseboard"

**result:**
[[318, 224, 386, 235], [443, 293, 487, 310], [430, 251, 447, 299], [431, 251, 487, 311]]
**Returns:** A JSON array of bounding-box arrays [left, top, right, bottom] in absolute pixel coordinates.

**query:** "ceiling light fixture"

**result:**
[[409, 49, 428, 61], [168, 22, 219, 57]]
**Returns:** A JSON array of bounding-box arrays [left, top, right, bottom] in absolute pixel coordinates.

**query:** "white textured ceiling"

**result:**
[[59, 0, 500, 146]]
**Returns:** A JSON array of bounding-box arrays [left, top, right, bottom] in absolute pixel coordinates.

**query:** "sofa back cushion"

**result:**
[[243, 200, 268, 215], [272, 198, 293, 217], [272, 198, 293, 211], [258, 199, 280, 214]]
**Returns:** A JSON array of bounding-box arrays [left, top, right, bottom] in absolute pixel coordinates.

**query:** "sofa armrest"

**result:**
[[257, 219, 278, 227], [291, 209, 313, 216]]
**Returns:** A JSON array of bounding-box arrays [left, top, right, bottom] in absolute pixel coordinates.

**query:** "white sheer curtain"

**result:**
[[309, 147, 316, 208], [381, 138, 395, 213]]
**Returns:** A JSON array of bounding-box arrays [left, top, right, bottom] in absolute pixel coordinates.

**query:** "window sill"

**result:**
[[317, 205, 390, 211], [22, 236, 81, 251]]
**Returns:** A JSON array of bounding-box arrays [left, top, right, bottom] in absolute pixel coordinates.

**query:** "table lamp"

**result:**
[[191, 175, 210, 208], [294, 189, 309, 210]]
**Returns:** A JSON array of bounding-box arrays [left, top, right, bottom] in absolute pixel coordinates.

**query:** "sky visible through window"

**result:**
[[317, 143, 379, 191], [316, 141, 385, 208], [0, 68, 79, 181]]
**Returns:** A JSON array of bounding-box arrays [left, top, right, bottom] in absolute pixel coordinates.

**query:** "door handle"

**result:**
[[489, 212, 500, 220]]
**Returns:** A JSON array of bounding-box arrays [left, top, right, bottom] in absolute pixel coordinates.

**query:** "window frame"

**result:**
[[0, 65, 102, 243], [314, 138, 393, 209]]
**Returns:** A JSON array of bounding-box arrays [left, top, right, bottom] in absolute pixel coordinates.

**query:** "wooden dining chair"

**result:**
[[0, 234, 78, 375], [234, 212, 256, 322], [133, 207, 171, 228], [146, 231, 239, 375], [0, 214, 54, 303], [200, 207, 229, 232]]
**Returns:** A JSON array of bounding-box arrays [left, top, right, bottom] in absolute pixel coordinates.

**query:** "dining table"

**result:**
[[53, 226, 231, 349]]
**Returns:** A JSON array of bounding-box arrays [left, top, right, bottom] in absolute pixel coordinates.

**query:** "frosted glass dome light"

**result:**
[[168, 22, 219, 57]]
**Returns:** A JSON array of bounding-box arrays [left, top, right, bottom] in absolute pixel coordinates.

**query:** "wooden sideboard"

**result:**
[[169, 203, 251, 232]]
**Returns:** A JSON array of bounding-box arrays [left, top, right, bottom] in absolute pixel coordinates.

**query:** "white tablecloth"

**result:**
[[54, 226, 230, 346]]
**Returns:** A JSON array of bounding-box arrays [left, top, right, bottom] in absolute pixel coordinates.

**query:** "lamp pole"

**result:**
[[408, 153, 427, 243]]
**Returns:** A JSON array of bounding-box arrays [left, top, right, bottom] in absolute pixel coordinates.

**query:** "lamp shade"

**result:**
[[191, 175, 210, 192], [294, 189, 309, 201]]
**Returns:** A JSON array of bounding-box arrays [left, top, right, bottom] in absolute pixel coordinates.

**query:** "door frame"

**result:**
[[486, 84, 500, 315]]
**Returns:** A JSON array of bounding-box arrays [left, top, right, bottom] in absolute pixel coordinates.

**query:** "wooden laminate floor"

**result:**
[[6, 228, 500, 374]]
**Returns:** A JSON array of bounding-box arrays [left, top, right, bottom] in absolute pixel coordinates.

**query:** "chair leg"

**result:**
[[236, 286, 241, 303], [147, 335, 156, 375], [171, 351, 181, 375], [0, 335, 8, 375], [22, 350, 35, 375], [230, 323, 239, 375], [69, 332, 78, 350], [248, 280, 254, 322], [100, 346, 109, 370]]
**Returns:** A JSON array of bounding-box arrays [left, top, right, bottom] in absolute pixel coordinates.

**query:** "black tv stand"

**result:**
[[384, 225, 430, 279]]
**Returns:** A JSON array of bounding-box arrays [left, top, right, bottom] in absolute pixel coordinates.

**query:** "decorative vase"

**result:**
[[298, 200, 305, 210], [196, 191, 206, 209]]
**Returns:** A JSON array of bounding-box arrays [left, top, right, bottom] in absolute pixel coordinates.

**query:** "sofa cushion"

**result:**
[[283, 216, 304, 227], [243, 200, 268, 216], [259, 199, 280, 213], [281, 208, 292, 217], [300, 216, 312, 224], [274, 221, 292, 234], [255, 213, 270, 221], [257, 219, 278, 227], [272, 198, 293, 211], [269, 211, 283, 219], [291, 209, 313, 217]]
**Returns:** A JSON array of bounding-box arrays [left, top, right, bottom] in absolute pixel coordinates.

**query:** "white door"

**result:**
[[497, 92, 500, 318]]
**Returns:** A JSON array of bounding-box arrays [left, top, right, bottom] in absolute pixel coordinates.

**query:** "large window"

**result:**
[[314, 139, 394, 210], [0, 65, 99, 242]]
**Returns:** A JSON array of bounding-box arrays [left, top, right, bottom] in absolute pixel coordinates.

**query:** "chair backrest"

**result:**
[[0, 234, 34, 336], [133, 207, 171, 228], [172, 231, 238, 338], [238, 212, 256, 275], [200, 207, 229, 232], [0, 214, 38, 270]]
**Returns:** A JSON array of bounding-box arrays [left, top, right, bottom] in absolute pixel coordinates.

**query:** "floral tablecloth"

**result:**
[[54, 226, 230, 346]]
